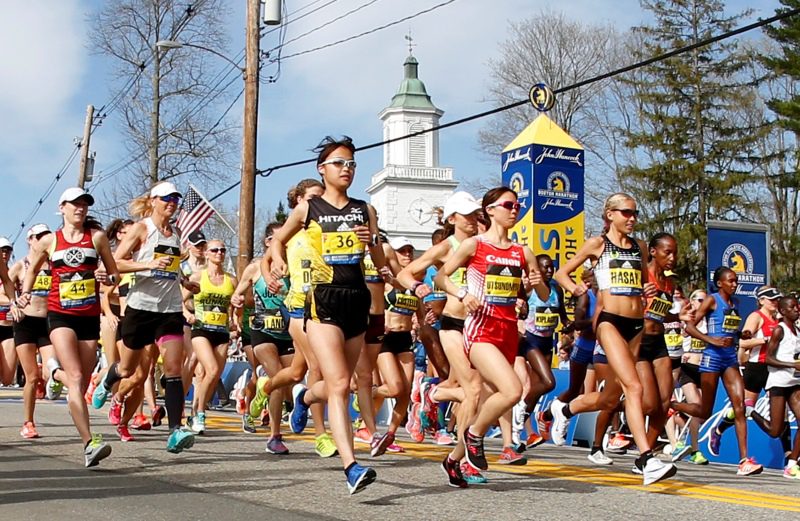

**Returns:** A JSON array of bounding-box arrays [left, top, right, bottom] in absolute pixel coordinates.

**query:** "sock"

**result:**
[[591, 445, 602, 454], [344, 462, 357, 477], [543, 409, 553, 422], [781, 423, 792, 453], [164, 376, 184, 431], [636, 450, 653, 468], [717, 416, 735, 434], [744, 399, 755, 417], [563, 403, 574, 419], [788, 459, 797, 469], [104, 363, 121, 390]]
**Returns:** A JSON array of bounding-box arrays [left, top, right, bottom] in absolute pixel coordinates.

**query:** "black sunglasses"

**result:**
[[613, 208, 640, 219], [208, 247, 227, 254]]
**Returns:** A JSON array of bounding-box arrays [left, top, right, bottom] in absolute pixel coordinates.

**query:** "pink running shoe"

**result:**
[[108, 399, 122, 426]]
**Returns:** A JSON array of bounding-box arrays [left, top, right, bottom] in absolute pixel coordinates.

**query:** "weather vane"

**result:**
[[404, 29, 417, 55]]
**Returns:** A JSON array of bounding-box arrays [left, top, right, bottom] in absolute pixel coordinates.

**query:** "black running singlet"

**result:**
[[305, 197, 370, 286]]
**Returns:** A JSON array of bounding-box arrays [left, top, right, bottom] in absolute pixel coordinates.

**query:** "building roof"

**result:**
[[388, 55, 437, 111]]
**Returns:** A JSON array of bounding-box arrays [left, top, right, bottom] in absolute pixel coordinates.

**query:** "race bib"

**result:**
[[363, 254, 381, 283], [58, 271, 97, 309], [389, 291, 419, 316], [250, 311, 286, 333], [608, 266, 642, 296], [450, 268, 467, 290], [321, 230, 364, 265], [152, 244, 181, 280], [533, 307, 559, 331], [689, 338, 705, 352], [201, 308, 228, 332], [484, 271, 520, 306], [32, 272, 52, 297], [0, 305, 9, 321], [300, 259, 312, 292], [722, 311, 741, 334], [644, 293, 672, 323]]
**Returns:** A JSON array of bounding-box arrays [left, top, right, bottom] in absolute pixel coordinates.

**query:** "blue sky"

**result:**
[[0, 0, 780, 248]]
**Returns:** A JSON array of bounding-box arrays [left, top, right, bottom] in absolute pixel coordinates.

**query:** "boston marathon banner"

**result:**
[[501, 113, 585, 274], [706, 220, 770, 319]]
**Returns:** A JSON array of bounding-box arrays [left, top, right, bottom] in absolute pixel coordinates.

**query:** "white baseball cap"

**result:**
[[443, 191, 481, 220], [58, 187, 95, 206], [0, 237, 12, 249], [389, 236, 414, 251], [150, 181, 181, 198], [26, 223, 51, 239]]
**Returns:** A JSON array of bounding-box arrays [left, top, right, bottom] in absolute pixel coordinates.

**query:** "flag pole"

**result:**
[[190, 183, 237, 235]]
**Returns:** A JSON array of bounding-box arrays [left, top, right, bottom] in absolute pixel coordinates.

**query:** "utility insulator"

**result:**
[[85, 153, 96, 183], [262, 0, 281, 25]]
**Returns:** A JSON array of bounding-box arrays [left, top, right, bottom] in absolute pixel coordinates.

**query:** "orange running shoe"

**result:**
[[20, 421, 40, 439]]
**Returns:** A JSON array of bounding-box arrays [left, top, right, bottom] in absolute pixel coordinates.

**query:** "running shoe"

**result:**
[[249, 376, 270, 418], [643, 457, 677, 486], [737, 457, 763, 476], [131, 414, 152, 431], [351, 394, 360, 413], [434, 429, 456, 446], [783, 464, 800, 479], [20, 421, 39, 439], [688, 451, 708, 465], [606, 433, 630, 454], [166, 428, 195, 454], [289, 384, 309, 434], [406, 402, 424, 442], [117, 424, 134, 442], [346, 463, 377, 495], [45, 358, 64, 400], [411, 371, 424, 404], [460, 462, 487, 485], [151, 405, 166, 427], [440, 455, 467, 488], [35, 376, 45, 400], [485, 426, 502, 439], [511, 400, 526, 446], [588, 449, 613, 465], [371, 431, 395, 457], [526, 432, 545, 450], [386, 442, 405, 453], [265, 435, 289, 455], [498, 446, 527, 465], [84, 433, 112, 467], [536, 411, 552, 442], [354, 427, 372, 444], [241, 414, 256, 434], [670, 441, 692, 462], [315, 433, 338, 458], [236, 395, 246, 415], [549, 399, 569, 446], [464, 428, 487, 470], [91, 374, 112, 409], [261, 409, 270, 427], [191, 412, 206, 434], [108, 399, 122, 426], [419, 381, 436, 430], [708, 428, 722, 457], [84, 377, 98, 405]]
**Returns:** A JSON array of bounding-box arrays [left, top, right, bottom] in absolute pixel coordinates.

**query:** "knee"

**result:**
[[385, 380, 405, 398], [624, 381, 644, 402], [327, 377, 351, 398], [542, 377, 556, 394], [502, 381, 523, 405]]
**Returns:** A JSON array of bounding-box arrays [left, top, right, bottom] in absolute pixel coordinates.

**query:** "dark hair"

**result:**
[[84, 216, 104, 232], [106, 218, 134, 240], [431, 228, 446, 245], [287, 179, 324, 209], [313, 135, 355, 165], [712, 266, 734, 287], [536, 253, 552, 264], [648, 232, 676, 250], [264, 221, 283, 241], [481, 186, 516, 222], [441, 220, 455, 238], [779, 296, 796, 313]]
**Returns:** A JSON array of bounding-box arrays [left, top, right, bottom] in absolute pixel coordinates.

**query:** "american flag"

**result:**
[[176, 185, 216, 244]]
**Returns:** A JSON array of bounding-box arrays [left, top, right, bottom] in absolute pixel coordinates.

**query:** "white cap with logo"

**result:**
[[58, 187, 95, 206], [0, 237, 12, 249], [443, 191, 481, 220], [26, 224, 51, 239], [150, 182, 181, 198], [389, 236, 414, 251]]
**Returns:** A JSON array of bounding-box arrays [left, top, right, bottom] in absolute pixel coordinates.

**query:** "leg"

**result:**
[[16, 344, 40, 424], [468, 344, 522, 435], [720, 366, 748, 460]]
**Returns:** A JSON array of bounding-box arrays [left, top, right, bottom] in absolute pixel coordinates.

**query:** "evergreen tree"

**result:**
[[620, 0, 766, 287], [275, 201, 288, 224]]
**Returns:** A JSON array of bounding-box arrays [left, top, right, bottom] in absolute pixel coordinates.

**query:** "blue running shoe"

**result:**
[[91, 375, 111, 409], [166, 428, 196, 454], [290, 384, 309, 434], [346, 463, 377, 495], [708, 428, 721, 457]]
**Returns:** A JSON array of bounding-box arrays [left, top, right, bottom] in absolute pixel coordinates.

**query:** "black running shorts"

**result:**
[[14, 315, 50, 348], [121, 307, 184, 350], [306, 285, 370, 340]]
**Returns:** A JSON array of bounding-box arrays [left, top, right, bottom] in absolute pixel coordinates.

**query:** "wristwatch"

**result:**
[[456, 288, 468, 302]]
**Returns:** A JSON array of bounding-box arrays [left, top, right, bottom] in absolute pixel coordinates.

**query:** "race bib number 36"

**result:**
[[322, 231, 364, 265]]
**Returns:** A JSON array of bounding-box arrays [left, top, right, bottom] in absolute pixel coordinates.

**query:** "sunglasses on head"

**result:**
[[488, 200, 521, 211], [208, 247, 227, 254], [160, 195, 181, 204], [319, 158, 357, 169], [612, 208, 639, 218]]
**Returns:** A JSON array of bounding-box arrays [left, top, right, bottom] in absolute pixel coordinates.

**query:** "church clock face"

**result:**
[[409, 198, 432, 225]]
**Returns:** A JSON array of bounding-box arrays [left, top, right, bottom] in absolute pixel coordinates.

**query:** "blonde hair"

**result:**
[[287, 179, 324, 209], [128, 194, 154, 219], [602, 192, 636, 232]]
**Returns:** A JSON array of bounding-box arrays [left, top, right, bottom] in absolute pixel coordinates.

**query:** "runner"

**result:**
[[253, 178, 338, 458], [180, 230, 207, 396], [674, 266, 763, 476], [17, 187, 119, 466], [0, 237, 17, 387], [93, 181, 198, 454], [10, 225, 59, 439], [551, 193, 676, 485], [269, 136, 384, 494], [748, 296, 800, 478], [434, 186, 549, 486], [185, 239, 238, 435]]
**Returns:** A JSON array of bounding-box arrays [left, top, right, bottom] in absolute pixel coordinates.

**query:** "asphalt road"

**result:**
[[1, 389, 799, 521]]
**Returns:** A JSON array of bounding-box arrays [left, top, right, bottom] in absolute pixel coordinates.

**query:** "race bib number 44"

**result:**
[[58, 273, 97, 309]]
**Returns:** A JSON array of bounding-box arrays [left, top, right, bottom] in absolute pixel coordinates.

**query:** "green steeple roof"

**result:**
[[389, 55, 437, 110]]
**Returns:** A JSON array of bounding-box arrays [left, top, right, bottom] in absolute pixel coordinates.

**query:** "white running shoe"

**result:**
[[549, 399, 569, 446], [642, 457, 677, 486], [588, 450, 613, 465], [511, 400, 525, 446]]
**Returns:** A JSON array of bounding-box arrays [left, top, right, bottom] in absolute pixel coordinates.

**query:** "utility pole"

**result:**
[[77, 104, 95, 189], [150, 46, 162, 185], [238, 0, 260, 276]]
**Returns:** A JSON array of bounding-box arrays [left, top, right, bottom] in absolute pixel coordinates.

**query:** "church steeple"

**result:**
[[388, 54, 437, 111]]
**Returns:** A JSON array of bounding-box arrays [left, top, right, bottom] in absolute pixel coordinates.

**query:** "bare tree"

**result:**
[[88, 0, 238, 210]]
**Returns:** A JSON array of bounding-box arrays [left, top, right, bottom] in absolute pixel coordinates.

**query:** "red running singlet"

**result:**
[[48, 229, 100, 316]]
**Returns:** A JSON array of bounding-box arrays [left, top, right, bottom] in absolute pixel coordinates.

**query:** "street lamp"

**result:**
[[155, 40, 245, 76]]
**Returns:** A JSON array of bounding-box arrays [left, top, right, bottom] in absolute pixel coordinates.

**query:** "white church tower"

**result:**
[[366, 51, 458, 250]]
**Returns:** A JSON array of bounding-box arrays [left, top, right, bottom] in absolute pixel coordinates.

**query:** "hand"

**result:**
[[95, 268, 109, 285], [185, 313, 196, 325], [182, 279, 200, 294], [104, 313, 119, 330], [380, 266, 394, 283], [571, 281, 589, 297], [643, 282, 658, 298], [740, 329, 753, 341], [561, 320, 576, 334], [413, 283, 431, 299], [525, 270, 542, 291], [462, 294, 480, 313], [271, 258, 288, 280], [149, 256, 172, 271], [231, 294, 244, 308], [10, 305, 24, 322], [425, 308, 438, 325], [353, 225, 371, 245], [16, 293, 30, 309], [710, 336, 734, 348], [267, 276, 284, 295], [678, 307, 695, 323]]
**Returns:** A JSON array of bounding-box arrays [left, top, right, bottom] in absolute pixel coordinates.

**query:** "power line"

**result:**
[[261, 0, 342, 40], [277, 0, 459, 61]]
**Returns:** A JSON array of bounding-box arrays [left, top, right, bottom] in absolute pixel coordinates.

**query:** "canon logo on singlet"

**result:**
[[486, 254, 518, 267]]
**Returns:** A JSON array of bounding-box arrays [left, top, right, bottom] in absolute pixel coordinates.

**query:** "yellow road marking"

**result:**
[[206, 415, 800, 512]]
